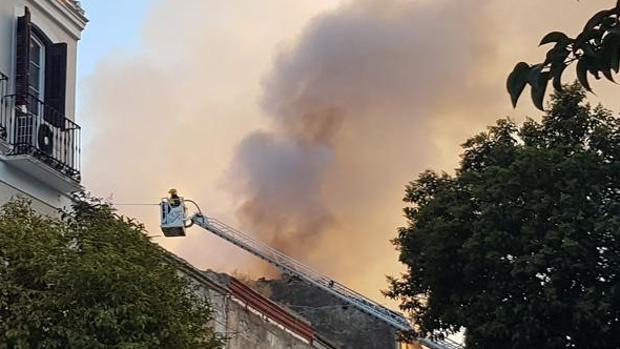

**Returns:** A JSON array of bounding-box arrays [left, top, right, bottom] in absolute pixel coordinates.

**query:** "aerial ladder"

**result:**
[[160, 194, 464, 349]]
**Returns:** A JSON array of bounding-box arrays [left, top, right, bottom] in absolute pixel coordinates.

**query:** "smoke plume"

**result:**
[[82, 0, 618, 299], [231, 132, 334, 251], [229, 0, 499, 259]]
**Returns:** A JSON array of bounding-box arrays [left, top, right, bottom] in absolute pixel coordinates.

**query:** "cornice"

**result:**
[[29, 0, 88, 40], [59, 1, 87, 21]]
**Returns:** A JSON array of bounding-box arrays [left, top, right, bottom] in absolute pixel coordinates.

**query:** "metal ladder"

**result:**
[[191, 213, 464, 349]]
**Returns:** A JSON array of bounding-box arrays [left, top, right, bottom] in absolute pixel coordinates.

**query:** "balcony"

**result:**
[[0, 72, 81, 193]]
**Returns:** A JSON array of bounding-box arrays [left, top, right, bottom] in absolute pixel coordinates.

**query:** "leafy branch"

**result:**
[[507, 1, 620, 110]]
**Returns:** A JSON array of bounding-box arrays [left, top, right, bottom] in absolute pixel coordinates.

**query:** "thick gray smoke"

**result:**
[[232, 132, 334, 250], [82, 0, 617, 298], [229, 0, 499, 258]]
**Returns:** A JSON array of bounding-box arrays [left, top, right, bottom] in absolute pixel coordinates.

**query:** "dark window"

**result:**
[[28, 33, 45, 117], [15, 7, 31, 109], [44, 42, 68, 127], [15, 7, 67, 128]]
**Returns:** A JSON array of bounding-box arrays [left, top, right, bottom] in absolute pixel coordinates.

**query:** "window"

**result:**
[[28, 33, 46, 117], [15, 7, 68, 128], [9, 7, 80, 182]]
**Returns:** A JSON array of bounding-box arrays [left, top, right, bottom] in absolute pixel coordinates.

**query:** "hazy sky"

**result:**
[[78, 0, 150, 77], [76, 0, 620, 307]]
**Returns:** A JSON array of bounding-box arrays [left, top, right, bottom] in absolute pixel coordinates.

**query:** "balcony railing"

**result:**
[[0, 74, 81, 182]]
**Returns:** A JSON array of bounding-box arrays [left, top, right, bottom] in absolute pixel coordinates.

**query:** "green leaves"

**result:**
[[509, 4, 620, 109], [0, 199, 223, 349], [539, 31, 570, 46], [506, 62, 552, 110], [577, 59, 592, 92], [603, 28, 620, 73], [552, 61, 568, 92], [391, 85, 620, 349], [584, 9, 615, 32], [507, 62, 531, 108], [529, 66, 550, 111]]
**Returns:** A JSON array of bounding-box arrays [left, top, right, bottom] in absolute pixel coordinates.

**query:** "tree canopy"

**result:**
[[388, 84, 620, 348], [0, 198, 223, 349], [508, 1, 620, 110]]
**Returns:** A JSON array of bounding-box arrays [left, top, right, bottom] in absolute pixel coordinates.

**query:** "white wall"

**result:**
[[0, 0, 86, 211], [0, 180, 59, 215], [0, 162, 73, 215], [0, 0, 86, 120], [186, 270, 321, 349]]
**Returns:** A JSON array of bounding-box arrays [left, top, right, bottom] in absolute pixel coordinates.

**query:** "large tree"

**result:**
[[0, 198, 223, 349], [388, 84, 620, 349]]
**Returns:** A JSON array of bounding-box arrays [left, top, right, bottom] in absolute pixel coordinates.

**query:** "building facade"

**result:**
[[168, 252, 337, 349], [0, 0, 86, 214]]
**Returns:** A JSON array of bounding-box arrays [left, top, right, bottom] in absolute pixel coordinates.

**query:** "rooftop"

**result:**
[[58, 0, 86, 19]]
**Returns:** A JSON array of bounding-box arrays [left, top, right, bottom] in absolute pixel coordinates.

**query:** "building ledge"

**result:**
[[30, 0, 88, 39], [58, 0, 86, 17], [0, 153, 82, 194]]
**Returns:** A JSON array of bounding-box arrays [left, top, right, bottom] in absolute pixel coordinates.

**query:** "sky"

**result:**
[[78, 0, 150, 77], [76, 0, 620, 308]]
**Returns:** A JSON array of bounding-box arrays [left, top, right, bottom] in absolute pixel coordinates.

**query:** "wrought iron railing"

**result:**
[[0, 80, 81, 181]]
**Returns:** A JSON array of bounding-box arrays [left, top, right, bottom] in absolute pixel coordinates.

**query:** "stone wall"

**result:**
[[169, 254, 334, 349], [256, 275, 399, 349], [223, 298, 319, 349]]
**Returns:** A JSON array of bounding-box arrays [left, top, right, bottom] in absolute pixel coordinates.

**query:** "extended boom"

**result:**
[[160, 196, 463, 349]]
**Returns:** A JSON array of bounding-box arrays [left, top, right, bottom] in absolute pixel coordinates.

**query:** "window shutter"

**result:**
[[45, 43, 67, 128], [15, 7, 31, 108]]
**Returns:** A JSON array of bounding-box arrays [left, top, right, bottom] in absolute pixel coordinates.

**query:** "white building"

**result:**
[[0, 0, 86, 214]]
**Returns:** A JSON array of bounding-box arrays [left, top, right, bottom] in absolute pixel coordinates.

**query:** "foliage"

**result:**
[[508, 1, 620, 110], [0, 197, 223, 349], [388, 84, 620, 348]]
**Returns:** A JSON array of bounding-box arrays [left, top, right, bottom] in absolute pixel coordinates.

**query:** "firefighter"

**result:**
[[169, 188, 181, 207]]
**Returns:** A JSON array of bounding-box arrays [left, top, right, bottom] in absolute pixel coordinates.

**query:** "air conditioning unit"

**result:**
[[14, 114, 49, 150], [13, 110, 74, 171]]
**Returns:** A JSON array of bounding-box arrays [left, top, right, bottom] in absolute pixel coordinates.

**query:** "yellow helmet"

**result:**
[[168, 188, 178, 195]]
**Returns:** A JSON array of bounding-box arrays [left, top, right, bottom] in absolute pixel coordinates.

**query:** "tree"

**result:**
[[387, 84, 620, 349], [0, 197, 223, 349], [507, 1, 620, 110]]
